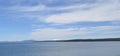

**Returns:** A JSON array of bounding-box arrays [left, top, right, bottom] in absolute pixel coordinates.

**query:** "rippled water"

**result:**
[[0, 42, 120, 56]]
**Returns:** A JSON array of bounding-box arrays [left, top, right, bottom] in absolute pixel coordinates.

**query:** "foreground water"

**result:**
[[0, 42, 120, 56]]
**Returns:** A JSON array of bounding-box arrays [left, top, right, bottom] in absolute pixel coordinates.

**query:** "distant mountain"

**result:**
[[21, 40, 36, 43], [37, 38, 120, 42], [2, 38, 119, 43]]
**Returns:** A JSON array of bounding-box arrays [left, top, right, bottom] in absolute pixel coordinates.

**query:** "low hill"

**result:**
[[38, 38, 120, 42]]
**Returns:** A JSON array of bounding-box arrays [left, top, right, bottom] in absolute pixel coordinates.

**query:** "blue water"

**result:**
[[0, 42, 120, 56]]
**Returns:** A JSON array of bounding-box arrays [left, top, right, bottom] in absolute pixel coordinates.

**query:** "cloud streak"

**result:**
[[31, 26, 120, 40], [45, 0, 120, 24]]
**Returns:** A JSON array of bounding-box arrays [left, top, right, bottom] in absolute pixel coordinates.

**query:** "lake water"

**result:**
[[0, 42, 120, 56]]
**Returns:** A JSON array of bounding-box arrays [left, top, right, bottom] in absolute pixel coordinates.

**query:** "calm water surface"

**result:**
[[0, 42, 120, 56]]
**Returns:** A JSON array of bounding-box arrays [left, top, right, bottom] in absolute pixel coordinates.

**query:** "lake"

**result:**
[[0, 42, 120, 56]]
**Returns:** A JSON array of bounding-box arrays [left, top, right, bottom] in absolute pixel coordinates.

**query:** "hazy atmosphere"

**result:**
[[0, 0, 120, 41]]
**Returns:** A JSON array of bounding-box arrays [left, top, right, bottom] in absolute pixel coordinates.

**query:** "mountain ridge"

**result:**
[[35, 38, 120, 42]]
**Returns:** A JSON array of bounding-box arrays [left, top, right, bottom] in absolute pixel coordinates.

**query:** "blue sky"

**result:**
[[0, 0, 120, 41]]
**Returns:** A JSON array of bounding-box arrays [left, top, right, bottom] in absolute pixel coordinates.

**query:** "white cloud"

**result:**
[[45, 0, 120, 24], [3, 0, 102, 12], [9, 3, 91, 12], [10, 5, 46, 12], [5, 0, 119, 23], [31, 26, 120, 40], [31, 28, 89, 40]]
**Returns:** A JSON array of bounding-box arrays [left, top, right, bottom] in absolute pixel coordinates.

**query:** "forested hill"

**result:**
[[38, 38, 120, 42]]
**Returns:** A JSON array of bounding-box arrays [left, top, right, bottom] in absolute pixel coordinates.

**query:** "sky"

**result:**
[[0, 0, 120, 41]]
